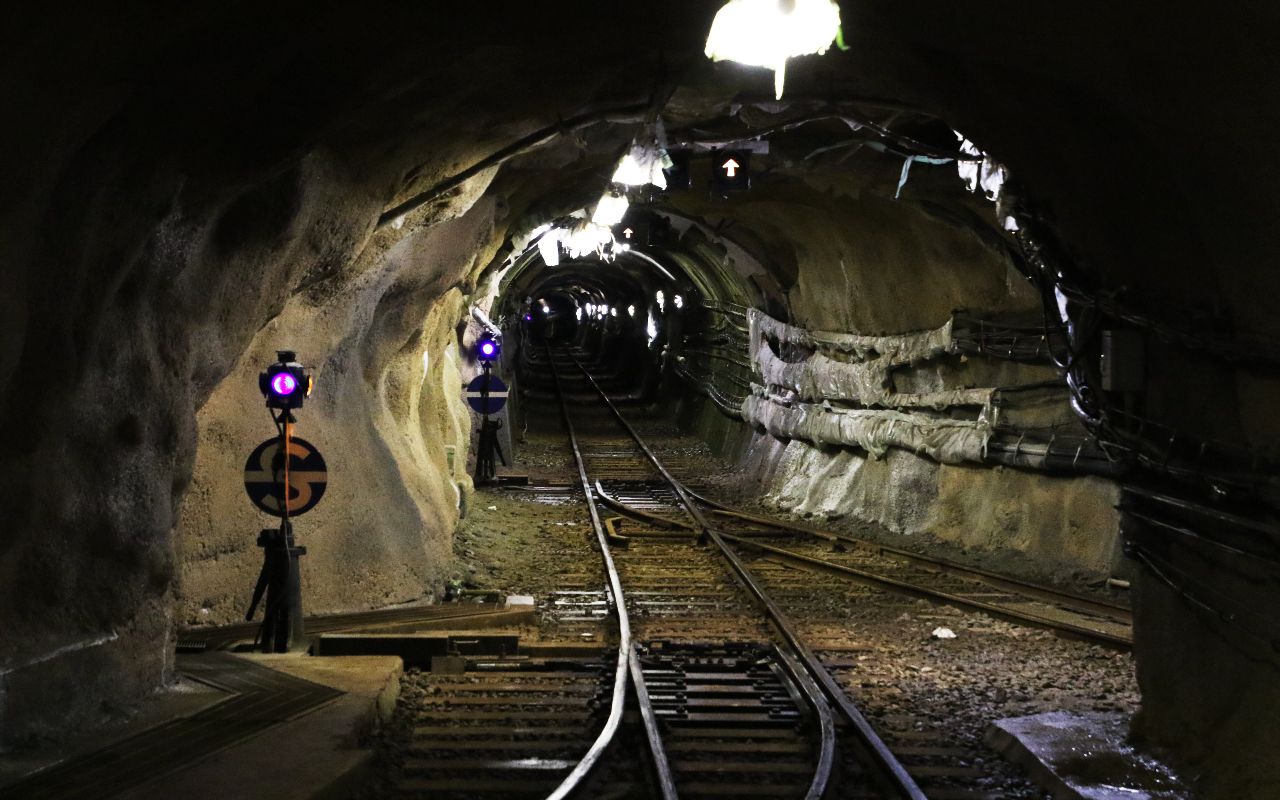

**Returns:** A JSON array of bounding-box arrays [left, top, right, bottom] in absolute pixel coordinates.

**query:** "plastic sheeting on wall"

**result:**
[[747, 308, 991, 409], [741, 389, 989, 464], [740, 309, 994, 463], [754, 336, 993, 409], [747, 308, 954, 364]]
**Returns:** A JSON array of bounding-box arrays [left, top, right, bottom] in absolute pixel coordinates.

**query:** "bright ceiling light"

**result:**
[[610, 307, 618, 317], [563, 221, 616, 260], [704, 0, 842, 99], [955, 134, 1007, 202], [537, 230, 560, 266], [533, 217, 620, 265], [673, 294, 684, 309], [591, 192, 629, 226], [655, 290, 665, 312], [612, 140, 669, 189], [627, 304, 636, 317]]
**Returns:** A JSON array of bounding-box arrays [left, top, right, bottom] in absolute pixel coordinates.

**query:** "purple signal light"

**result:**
[[480, 342, 496, 357], [271, 372, 298, 396], [524, 314, 532, 321]]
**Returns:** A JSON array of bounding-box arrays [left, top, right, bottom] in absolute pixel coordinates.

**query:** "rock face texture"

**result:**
[[739, 440, 1122, 579], [174, 200, 499, 628], [1, 3, 1277, 796]]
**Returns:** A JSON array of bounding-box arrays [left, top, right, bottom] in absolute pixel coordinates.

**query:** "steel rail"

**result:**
[[601, 482, 1132, 648], [687, 489, 1134, 627], [595, 480, 697, 531], [717, 530, 1132, 649], [566, 349, 924, 800], [545, 347, 677, 800]]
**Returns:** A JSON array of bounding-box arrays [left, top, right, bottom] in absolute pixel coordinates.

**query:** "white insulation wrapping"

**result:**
[[742, 310, 993, 464], [747, 309, 992, 408], [748, 308, 954, 363], [741, 390, 989, 464]]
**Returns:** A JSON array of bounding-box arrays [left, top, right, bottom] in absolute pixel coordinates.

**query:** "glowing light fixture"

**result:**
[[704, 0, 843, 99], [591, 192, 629, 226], [612, 138, 670, 189], [259, 350, 312, 410], [270, 373, 298, 397], [655, 290, 665, 312], [537, 230, 560, 266], [533, 218, 621, 266], [477, 337, 500, 361], [956, 133, 1006, 202], [673, 294, 684, 309], [564, 222, 617, 261], [575, 307, 583, 321], [610, 307, 618, 317], [627, 305, 636, 317]]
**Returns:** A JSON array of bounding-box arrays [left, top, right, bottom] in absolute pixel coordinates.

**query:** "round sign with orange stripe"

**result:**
[[243, 436, 328, 517]]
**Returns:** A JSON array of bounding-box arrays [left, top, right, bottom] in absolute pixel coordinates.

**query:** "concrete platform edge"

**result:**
[[119, 654, 403, 800]]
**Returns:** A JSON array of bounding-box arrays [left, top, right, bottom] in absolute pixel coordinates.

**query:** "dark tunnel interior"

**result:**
[[3, 2, 1280, 797]]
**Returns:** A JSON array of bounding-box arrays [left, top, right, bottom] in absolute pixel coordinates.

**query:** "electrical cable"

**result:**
[[376, 74, 677, 230], [669, 108, 982, 163], [1132, 544, 1280, 638]]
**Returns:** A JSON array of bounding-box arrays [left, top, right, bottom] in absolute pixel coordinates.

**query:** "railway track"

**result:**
[[538, 344, 916, 800], [378, 342, 1134, 799], [568, 397, 1131, 648], [537, 344, 1133, 799]]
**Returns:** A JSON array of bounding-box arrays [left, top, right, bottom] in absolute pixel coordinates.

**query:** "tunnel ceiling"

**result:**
[[475, 83, 1026, 338], [9, 2, 1280, 369]]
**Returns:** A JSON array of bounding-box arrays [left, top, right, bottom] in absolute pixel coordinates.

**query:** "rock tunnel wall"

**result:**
[[672, 185, 1125, 582], [735, 438, 1122, 579], [173, 200, 498, 627], [0, 0, 706, 741]]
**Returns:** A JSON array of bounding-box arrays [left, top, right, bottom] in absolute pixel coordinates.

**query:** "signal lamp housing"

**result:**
[[477, 336, 501, 362], [259, 350, 313, 410]]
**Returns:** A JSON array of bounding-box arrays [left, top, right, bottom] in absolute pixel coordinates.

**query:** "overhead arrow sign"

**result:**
[[710, 149, 750, 193], [623, 227, 633, 239]]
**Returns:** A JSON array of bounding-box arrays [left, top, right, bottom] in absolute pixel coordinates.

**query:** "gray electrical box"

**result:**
[[1100, 330, 1145, 392]]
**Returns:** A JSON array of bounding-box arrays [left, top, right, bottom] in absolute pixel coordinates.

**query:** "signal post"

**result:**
[[242, 351, 328, 652]]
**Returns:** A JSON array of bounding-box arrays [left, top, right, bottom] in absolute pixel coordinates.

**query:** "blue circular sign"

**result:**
[[465, 374, 508, 414]]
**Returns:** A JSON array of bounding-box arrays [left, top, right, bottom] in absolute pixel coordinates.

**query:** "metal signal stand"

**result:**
[[246, 408, 307, 652], [473, 360, 507, 484]]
